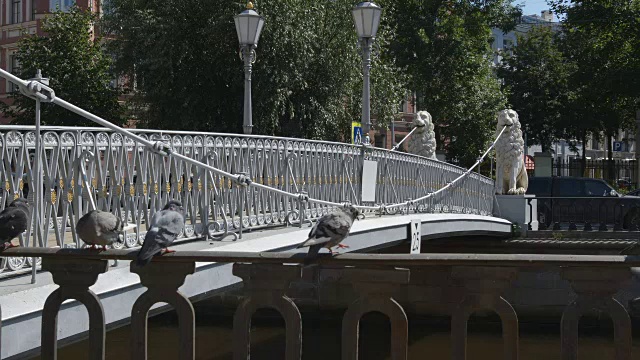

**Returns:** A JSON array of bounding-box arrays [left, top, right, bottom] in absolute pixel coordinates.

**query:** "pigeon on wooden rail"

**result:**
[[76, 210, 124, 251], [297, 204, 361, 259], [0, 198, 29, 251], [136, 200, 185, 266]]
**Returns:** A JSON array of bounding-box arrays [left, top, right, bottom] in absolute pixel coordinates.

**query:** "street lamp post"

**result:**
[[352, 2, 381, 145], [234, 2, 265, 135]]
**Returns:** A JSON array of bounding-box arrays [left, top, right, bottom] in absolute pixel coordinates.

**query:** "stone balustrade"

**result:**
[[0, 248, 637, 360]]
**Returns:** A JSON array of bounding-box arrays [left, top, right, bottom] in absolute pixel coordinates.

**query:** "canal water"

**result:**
[[32, 304, 640, 359]]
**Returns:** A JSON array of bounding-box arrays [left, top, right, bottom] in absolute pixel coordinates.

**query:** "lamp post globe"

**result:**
[[352, 2, 381, 145], [234, 2, 265, 135], [352, 1, 381, 39]]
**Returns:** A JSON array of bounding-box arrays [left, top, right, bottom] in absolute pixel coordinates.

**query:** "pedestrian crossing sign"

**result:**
[[352, 122, 362, 144]]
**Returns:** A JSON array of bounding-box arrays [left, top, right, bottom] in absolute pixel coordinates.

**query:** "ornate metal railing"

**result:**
[[0, 126, 494, 238], [527, 197, 640, 231], [0, 247, 637, 360], [0, 68, 498, 276]]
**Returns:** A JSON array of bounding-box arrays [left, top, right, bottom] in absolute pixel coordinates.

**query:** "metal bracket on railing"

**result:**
[[19, 70, 55, 102], [150, 141, 173, 157], [296, 191, 312, 228], [405, 199, 414, 215], [297, 192, 309, 203], [233, 174, 252, 187]]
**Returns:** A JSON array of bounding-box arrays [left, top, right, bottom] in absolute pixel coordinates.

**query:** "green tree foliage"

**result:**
[[104, 0, 406, 141], [550, 0, 639, 177], [383, 0, 519, 166], [551, 0, 639, 101], [2, 7, 123, 126], [498, 26, 573, 152]]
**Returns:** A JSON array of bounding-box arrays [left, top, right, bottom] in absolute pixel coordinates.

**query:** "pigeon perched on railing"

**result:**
[[76, 210, 124, 251], [296, 204, 360, 259], [0, 198, 29, 251], [136, 200, 185, 266]]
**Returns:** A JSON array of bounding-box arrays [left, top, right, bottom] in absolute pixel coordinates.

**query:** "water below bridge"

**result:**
[[30, 304, 640, 360]]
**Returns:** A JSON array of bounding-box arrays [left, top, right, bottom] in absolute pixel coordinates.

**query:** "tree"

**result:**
[[550, 0, 639, 180], [383, 0, 518, 166], [2, 7, 123, 126], [498, 26, 573, 152], [103, 0, 406, 141]]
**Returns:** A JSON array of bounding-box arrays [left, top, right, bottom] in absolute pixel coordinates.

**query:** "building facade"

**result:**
[[491, 10, 557, 65], [0, 0, 102, 124]]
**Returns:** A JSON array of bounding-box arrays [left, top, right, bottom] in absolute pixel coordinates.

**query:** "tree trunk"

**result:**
[[606, 131, 614, 183], [580, 130, 587, 177]]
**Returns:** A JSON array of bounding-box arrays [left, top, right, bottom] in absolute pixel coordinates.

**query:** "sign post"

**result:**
[[352, 121, 363, 144], [409, 219, 421, 254], [613, 141, 624, 152]]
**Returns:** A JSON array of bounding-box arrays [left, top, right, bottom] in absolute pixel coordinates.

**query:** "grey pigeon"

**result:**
[[136, 200, 185, 266], [0, 198, 29, 251], [296, 205, 360, 259], [76, 210, 124, 251]]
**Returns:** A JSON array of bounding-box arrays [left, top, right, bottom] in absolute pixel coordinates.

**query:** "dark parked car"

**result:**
[[627, 188, 640, 197], [526, 177, 640, 230]]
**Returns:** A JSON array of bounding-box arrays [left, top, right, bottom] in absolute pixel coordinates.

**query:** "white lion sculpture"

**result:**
[[407, 111, 437, 160], [495, 109, 528, 195]]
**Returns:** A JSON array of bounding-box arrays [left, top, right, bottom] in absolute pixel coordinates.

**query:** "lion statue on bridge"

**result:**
[[407, 111, 437, 160], [495, 109, 528, 195]]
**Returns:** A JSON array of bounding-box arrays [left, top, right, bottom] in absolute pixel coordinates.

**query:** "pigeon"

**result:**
[[136, 200, 185, 266], [296, 204, 361, 259], [0, 198, 30, 251], [76, 210, 124, 251]]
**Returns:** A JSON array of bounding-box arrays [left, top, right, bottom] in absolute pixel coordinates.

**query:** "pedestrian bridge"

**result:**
[[0, 123, 496, 277], [0, 65, 515, 359]]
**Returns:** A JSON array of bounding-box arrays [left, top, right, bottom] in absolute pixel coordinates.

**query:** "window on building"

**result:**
[[374, 134, 385, 148], [9, 54, 21, 91], [50, 0, 75, 12], [399, 100, 408, 113], [502, 39, 514, 57], [11, 0, 22, 24]]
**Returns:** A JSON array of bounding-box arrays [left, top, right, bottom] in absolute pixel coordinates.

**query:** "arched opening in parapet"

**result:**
[[45, 303, 90, 358], [465, 312, 504, 359], [247, 307, 286, 360], [576, 312, 616, 359], [142, 303, 181, 359], [358, 311, 392, 360]]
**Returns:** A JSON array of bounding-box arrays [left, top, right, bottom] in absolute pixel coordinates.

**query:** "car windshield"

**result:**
[[584, 180, 613, 197]]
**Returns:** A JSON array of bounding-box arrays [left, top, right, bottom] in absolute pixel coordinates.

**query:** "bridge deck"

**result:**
[[0, 213, 511, 359]]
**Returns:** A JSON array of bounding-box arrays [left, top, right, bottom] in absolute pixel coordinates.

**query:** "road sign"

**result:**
[[409, 219, 421, 254], [352, 122, 362, 144], [613, 141, 625, 152]]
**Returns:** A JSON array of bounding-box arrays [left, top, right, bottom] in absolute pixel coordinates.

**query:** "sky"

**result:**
[[515, 0, 553, 18]]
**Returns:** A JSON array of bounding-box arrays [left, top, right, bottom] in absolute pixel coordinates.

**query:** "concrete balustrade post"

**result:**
[[41, 258, 108, 360], [232, 263, 303, 360], [338, 267, 410, 360], [130, 261, 196, 360], [450, 266, 519, 360], [560, 267, 632, 360]]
